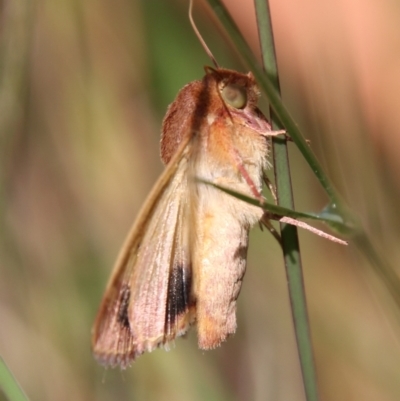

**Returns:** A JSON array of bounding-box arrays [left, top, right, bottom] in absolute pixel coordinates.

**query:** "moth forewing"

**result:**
[[92, 135, 194, 368]]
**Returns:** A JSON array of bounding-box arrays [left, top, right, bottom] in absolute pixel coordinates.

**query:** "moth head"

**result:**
[[204, 67, 260, 111]]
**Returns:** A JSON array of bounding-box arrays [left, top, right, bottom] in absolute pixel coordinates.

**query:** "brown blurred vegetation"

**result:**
[[1, 0, 400, 400]]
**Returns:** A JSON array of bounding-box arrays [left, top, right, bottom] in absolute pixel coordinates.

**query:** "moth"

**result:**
[[91, 58, 288, 367], [91, 0, 351, 366]]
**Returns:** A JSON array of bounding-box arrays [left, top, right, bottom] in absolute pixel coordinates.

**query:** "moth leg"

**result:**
[[266, 130, 311, 145], [231, 148, 264, 201], [260, 129, 286, 138], [262, 212, 348, 245], [260, 213, 282, 246], [263, 173, 277, 204]]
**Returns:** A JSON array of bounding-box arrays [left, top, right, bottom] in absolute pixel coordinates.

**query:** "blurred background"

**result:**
[[1, 0, 400, 400]]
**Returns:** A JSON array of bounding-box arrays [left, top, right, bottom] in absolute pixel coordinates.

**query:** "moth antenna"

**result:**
[[189, 0, 219, 68]]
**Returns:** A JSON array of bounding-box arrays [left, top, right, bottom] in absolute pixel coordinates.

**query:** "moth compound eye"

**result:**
[[221, 84, 247, 109]]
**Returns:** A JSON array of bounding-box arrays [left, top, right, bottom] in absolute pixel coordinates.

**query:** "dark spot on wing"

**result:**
[[166, 265, 192, 328], [117, 284, 131, 329]]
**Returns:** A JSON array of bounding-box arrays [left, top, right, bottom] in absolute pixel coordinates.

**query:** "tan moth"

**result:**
[[91, 1, 345, 368]]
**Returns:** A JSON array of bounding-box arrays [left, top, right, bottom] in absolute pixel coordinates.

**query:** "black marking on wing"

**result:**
[[117, 284, 131, 329], [165, 265, 192, 330]]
